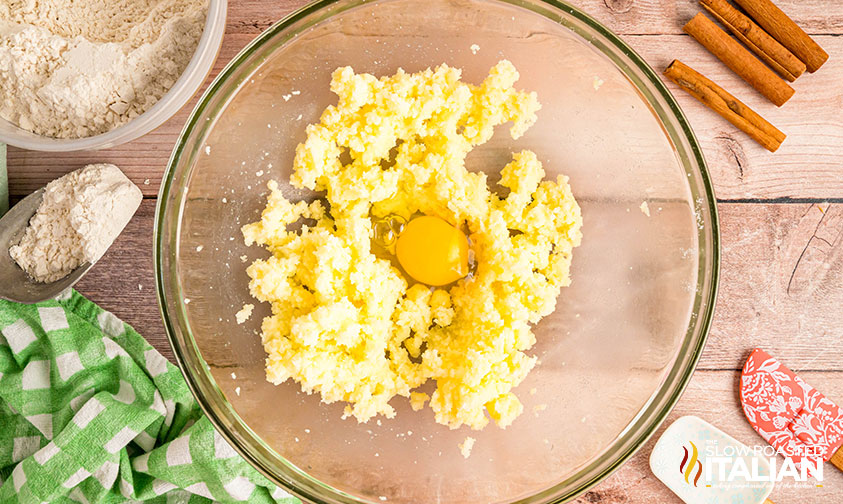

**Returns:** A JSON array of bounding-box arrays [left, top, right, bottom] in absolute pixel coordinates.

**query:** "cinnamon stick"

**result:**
[[664, 60, 786, 152], [684, 13, 794, 107], [699, 0, 806, 82], [732, 0, 829, 73]]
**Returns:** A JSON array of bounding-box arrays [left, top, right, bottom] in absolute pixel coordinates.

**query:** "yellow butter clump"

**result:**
[[243, 61, 582, 430]]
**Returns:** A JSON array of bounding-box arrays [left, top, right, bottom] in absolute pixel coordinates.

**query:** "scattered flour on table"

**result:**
[[0, 0, 208, 138], [9, 164, 142, 283], [639, 201, 650, 217]]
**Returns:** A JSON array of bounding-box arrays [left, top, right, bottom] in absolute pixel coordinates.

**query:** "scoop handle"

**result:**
[[830, 445, 843, 472]]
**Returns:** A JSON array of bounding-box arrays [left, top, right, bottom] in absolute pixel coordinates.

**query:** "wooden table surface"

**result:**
[[7, 1, 843, 502]]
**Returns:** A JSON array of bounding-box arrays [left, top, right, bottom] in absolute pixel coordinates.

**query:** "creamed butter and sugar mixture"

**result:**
[[243, 60, 582, 430]]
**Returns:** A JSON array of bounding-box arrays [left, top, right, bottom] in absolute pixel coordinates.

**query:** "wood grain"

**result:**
[[225, 0, 304, 34], [701, 202, 843, 371], [221, 0, 843, 36], [567, 0, 843, 36]]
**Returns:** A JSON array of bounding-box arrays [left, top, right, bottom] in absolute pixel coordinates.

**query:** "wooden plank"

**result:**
[[74, 201, 843, 371], [572, 369, 843, 503], [224, 0, 304, 34], [221, 0, 843, 36], [564, 0, 843, 36], [8, 32, 842, 200], [701, 202, 843, 371]]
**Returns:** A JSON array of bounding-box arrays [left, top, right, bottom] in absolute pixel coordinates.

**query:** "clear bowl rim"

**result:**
[[0, 0, 227, 152], [154, 0, 721, 502]]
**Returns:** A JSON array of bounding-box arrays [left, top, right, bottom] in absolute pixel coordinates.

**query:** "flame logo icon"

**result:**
[[679, 441, 703, 487]]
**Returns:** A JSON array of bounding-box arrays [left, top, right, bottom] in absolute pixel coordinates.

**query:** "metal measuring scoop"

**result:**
[[0, 189, 92, 303]]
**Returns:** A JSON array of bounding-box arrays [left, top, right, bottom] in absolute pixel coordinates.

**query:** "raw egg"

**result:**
[[394, 215, 470, 286]]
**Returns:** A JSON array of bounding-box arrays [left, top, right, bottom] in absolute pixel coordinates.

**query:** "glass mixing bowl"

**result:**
[[155, 0, 719, 502]]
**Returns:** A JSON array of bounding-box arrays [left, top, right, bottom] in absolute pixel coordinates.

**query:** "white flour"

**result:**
[[10, 164, 143, 283], [0, 0, 207, 139]]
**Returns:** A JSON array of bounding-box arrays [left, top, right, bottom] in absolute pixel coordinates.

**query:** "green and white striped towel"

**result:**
[[0, 290, 301, 504]]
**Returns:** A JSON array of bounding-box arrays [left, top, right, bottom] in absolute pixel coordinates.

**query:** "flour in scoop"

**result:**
[[9, 164, 142, 283], [0, 0, 207, 138]]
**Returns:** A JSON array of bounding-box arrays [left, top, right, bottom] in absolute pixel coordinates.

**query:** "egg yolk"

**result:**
[[395, 216, 470, 287]]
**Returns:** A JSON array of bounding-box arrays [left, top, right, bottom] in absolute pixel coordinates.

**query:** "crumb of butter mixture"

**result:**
[[243, 61, 582, 430], [235, 304, 254, 324], [593, 76, 604, 91], [459, 436, 476, 459]]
